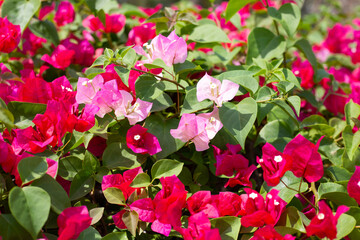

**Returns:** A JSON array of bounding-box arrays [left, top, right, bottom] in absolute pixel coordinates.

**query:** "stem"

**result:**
[[280, 179, 298, 192], [106, 33, 114, 49], [256, 97, 285, 103], [311, 182, 319, 208], [280, 179, 318, 210], [298, 177, 303, 192], [176, 85, 180, 115]]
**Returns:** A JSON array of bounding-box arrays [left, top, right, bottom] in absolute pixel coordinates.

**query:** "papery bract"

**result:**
[[130, 198, 156, 222], [225, 164, 257, 188], [126, 23, 156, 46], [41, 44, 75, 69], [76, 75, 104, 104], [283, 135, 324, 182], [186, 191, 219, 218], [306, 201, 349, 240], [196, 73, 239, 107], [347, 166, 360, 204], [0, 17, 21, 53], [126, 124, 162, 155], [252, 226, 296, 240], [213, 144, 248, 177], [57, 206, 92, 240], [54, 1, 75, 27]]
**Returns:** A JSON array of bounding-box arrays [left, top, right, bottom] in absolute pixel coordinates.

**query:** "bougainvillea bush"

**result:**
[[1, 0, 360, 239]]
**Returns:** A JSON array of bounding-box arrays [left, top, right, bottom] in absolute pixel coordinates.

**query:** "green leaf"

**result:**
[[83, 151, 100, 173], [174, 60, 202, 75], [268, 3, 301, 37], [122, 211, 139, 236], [146, 114, 185, 159], [90, 207, 104, 225], [77, 226, 101, 240], [130, 173, 151, 188], [318, 182, 358, 206], [225, 0, 258, 21], [121, 48, 137, 67], [84, 0, 118, 14], [9, 186, 50, 239], [135, 75, 166, 101], [294, 39, 317, 70], [194, 164, 209, 185], [276, 206, 306, 233], [17, 157, 48, 185], [219, 97, 257, 148], [85, 67, 106, 79], [246, 27, 286, 65], [343, 125, 360, 161], [337, 214, 356, 239], [102, 142, 141, 169], [31, 174, 71, 214], [101, 232, 128, 240], [103, 187, 126, 205], [300, 115, 335, 136], [217, 70, 259, 95], [114, 66, 130, 87], [345, 100, 360, 128], [0, 214, 33, 240], [271, 99, 299, 127], [188, 24, 230, 43], [69, 170, 95, 201], [58, 156, 83, 181], [287, 96, 301, 117], [29, 20, 59, 45], [91, 55, 109, 67], [1, 0, 41, 32], [0, 107, 15, 130], [151, 159, 184, 180], [181, 86, 213, 115], [150, 92, 174, 112], [282, 68, 302, 90], [210, 216, 241, 240], [256, 120, 293, 148], [263, 171, 308, 203], [7, 101, 46, 121]]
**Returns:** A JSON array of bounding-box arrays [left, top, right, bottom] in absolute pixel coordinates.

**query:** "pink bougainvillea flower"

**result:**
[[54, 1, 75, 27], [76, 75, 104, 104], [41, 44, 75, 69], [130, 198, 156, 222], [215, 192, 243, 217], [323, 23, 353, 54], [224, 164, 257, 188], [347, 166, 360, 204], [126, 23, 156, 46], [39, 2, 55, 20], [196, 73, 239, 107], [197, 107, 223, 139], [252, 226, 296, 240], [292, 57, 314, 89], [112, 210, 127, 229], [257, 143, 292, 186], [283, 135, 324, 183], [82, 15, 104, 32], [126, 124, 162, 156], [0, 17, 21, 53], [306, 200, 349, 240], [83, 14, 126, 33], [46, 158, 58, 179], [22, 28, 46, 56], [102, 167, 143, 200], [121, 95, 153, 125], [57, 206, 92, 240], [186, 191, 219, 218], [62, 38, 95, 67], [213, 144, 248, 177], [134, 30, 187, 67]]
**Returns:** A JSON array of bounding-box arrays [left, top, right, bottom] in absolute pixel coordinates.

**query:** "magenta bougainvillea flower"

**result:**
[[213, 144, 249, 176], [0, 17, 21, 53], [252, 226, 296, 240], [126, 23, 156, 46], [54, 1, 75, 27], [39, 3, 55, 20], [102, 167, 143, 200], [41, 44, 75, 69], [196, 73, 239, 107], [134, 30, 187, 66], [283, 135, 324, 183], [83, 14, 126, 33], [224, 164, 257, 188], [57, 206, 92, 240], [306, 200, 349, 240], [186, 191, 219, 218], [257, 143, 292, 186], [126, 125, 162, 155], [347, 166, 360, 204]]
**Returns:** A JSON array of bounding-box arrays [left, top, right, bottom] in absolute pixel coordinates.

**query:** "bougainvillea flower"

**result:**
[[130, 198, 156, 222], [57, 206, 92, 240], [0, 17, 21, 53], [213, 144, 249, 176], [102, 167, 143, 200], [265, 189, 287, 225], [258, 143, 292, 186], [122, 97, 153, 125], [347, 166, 360, 204], [292, 58, 314, 89], [134, 30, 187, 67], [323, 23, 353, 54], [186, 191, 219, 218], [76, 75, 104, 104], [62, 38, 95, 66], [91, 80, 122, 118], [306, 200, 349, 240], [252, 226, 296, 240], [83, 14, 126, 33], [22, 28, 46, 56], [215, 192, 243, 217], [196, 73, 239, 107], [283, 135, 324, 182], [126, 23, 156, 46], [112, 210, 127, 229], [74, 104, 99, 132], [82, 15, 103, 32], [54, 1, 75, 27], [41, 44, 75, 69], [12, 127, 56, 154], [224, 164, 257, 188], [197, 107, 223, 139], [39, 2, 55, 20], [126, 124, 162, 155]]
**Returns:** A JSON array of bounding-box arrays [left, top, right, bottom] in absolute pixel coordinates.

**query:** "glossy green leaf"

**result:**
[[343, 125, 360, 161], [294, 39, 317, 70], [225, 0, 258, 21], [102, 142, 141, 169], [29, 20, 59, 45], [122, 211, 139, 236], [337, 214, 356, 239], [90, 207, 104, 225], [17, 156, 48, 185], [130, 173, 151, 188], [287, 96, 301, 117], [77, 226, 101, 240], [103, 187, 126, 205], [9, 186, 50, 239], [220, 97, 257, 148], [0, 214, 33, 240], [135, 75, 166, 101], [31, 174, 71, 214], [217, 70, 259, 95], [101, 232, 128, 240], [276, 206, 306, 233], [1, 0, 41, 32], [189, 24, 230, 43], [69, 170, 95, 201], [114, 66, 130, 87], [268, 3, 301, 37], [210, 216, 241, 240], [318, 182, 358, 206], [181, 86, 213, 115], [58, 156, 83, 181], [246, 28, 286, 65], [151, 159, 184, 180], [345, 100, 360, 128]]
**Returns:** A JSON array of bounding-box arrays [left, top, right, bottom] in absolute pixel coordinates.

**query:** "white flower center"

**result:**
[[210, 82, 217, 89], [294, 70, 300, 75], [210, 117, 216, 123], [318, 213, 325, 220], [134, 135, 141, 140], [267, 194, 272, 199], [249, 192, 258, 199], [274, 200, 280, 206], [82, 79, 93, 86], [259, 158, 264, 163], [357, 181, 360, 187], [274, 155, 282, 163]]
